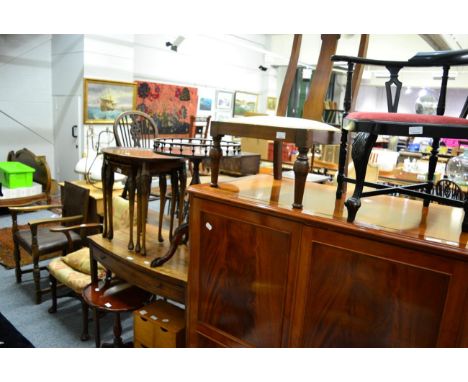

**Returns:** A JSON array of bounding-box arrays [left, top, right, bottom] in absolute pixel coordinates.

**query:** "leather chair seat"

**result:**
[[15, 227, 82, 256]]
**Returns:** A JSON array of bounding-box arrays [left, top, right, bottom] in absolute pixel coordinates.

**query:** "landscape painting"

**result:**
[[84, 79, 136, 124], [234, 91, 258, 116], [135, 81, 198, 135]]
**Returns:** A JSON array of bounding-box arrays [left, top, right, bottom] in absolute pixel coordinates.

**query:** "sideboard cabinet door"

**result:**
[[188, 197, 302, 347], [290, 226, 468, 347]]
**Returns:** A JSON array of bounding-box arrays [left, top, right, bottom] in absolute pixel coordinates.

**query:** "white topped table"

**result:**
[[209, 115, 340, 209]]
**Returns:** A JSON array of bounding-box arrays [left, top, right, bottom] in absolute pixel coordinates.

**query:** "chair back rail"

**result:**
[[114, 111, 159, 148]]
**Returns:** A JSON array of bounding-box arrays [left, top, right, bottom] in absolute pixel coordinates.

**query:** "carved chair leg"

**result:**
[[33, 254, 42, 304], [80, 299, 90, 341], [13, 240, 22, 283], [424, 137, 440, 207], [48, 274, 57, 313], [345, 132, 378, 222], [336, 129, 349, 199]]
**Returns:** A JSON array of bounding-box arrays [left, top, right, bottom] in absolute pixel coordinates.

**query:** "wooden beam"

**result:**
[[350, 34, 370, 111], [302, 34, 340, 121], [277, 34, 302, 117]]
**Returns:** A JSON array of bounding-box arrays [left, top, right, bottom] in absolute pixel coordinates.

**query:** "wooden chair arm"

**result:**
[[28, 215, 83, 229], [49, 223, 103, 233], [49, 222, 102, 252], [9, 204, 62, 213]]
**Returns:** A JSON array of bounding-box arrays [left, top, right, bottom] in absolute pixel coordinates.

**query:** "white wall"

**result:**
[[0, 35, 55, 174]]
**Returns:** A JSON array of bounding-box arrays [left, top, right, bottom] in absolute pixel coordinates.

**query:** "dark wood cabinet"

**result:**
[[187, 175, 468, 347]]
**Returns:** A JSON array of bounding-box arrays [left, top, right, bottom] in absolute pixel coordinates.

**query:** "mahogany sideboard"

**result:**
[[187, 174, 468, 347]]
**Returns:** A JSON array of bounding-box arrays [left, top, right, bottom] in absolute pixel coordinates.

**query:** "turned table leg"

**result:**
[[345, 132, 378, 222], [127, 167, 136, 250], [210, 134, 223, 188], [292, 146, 310, 209], [424, 137, 440, 207]]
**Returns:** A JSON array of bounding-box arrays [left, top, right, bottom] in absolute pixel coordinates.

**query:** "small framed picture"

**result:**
[[233, 91, 258, 116], [267, 96, 277, 111], [84, 79, 136, 124], [216, 91, 234, 110]]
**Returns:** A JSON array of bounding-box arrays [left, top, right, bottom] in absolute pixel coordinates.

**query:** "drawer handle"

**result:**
[[160, 327, 168, 333]]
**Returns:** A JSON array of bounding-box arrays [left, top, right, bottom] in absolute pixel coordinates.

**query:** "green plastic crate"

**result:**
[[0, 161, 36, 189]]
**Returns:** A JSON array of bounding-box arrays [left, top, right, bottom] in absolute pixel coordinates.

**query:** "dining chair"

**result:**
[[332, 49, 468, 229]]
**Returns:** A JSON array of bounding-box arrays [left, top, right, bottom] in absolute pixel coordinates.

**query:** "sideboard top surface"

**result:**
[[188, 174, 468, 260]]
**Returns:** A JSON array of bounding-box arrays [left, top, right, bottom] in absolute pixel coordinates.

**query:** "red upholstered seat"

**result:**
[[346, 112, 468, 126]]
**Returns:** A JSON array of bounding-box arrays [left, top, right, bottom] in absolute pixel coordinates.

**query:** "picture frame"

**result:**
[[216, 90, 234, 110], [233, 91, 258, 116], [84, 78, 136, 124], [267, 96, 277, 111], [199, 97, 213, 111]]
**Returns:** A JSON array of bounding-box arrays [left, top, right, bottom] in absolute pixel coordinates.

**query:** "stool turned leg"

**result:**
[[210, 134, 223, 187], [345, 132, 378, 222], [424, 137, 440, 207], [48, 275, 57, 313], [80, 300, 90, 341], [292, 146, 310, 209]]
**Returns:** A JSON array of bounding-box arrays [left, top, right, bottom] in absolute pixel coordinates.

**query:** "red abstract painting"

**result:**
[[135, 81, 198, 135]]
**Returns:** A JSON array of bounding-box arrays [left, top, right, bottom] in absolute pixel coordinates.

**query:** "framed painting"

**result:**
[[199, 97, 213, 111], [84, 79, 136, 124], [216, 91, 234, 110], [234, 91, 258, 116], [135, 81, 198, 136], [267, 96, 277, 111]]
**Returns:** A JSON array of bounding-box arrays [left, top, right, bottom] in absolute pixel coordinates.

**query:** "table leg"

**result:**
[[140, 162, 151, 256], [127, 167, 136, 250], [106, 166, 115, 240], [292, 146, 310, 209], [273, 141, 283, 180], [158, 174, 167, 243], [102, 157, 108, 238], [210, 134, 223, 187], [178, 164, 187, 225], [191, 158, 202, 185], [345, 132, 378, 222], [169, 170, 179, 242], [135, 167, 142, 253]]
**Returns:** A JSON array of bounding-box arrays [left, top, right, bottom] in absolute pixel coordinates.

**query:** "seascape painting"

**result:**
[[84, 79, 136, 124]]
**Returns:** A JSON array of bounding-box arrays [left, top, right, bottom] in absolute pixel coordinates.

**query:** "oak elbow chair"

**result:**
[[9, 181, 90, 304]]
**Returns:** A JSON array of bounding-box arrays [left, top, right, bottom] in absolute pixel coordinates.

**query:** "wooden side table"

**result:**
[[210, 116, 340, 209], [101, 147, 186, 255]]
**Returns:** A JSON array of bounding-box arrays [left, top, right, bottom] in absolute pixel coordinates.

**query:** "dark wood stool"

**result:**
[[83, 280, 151, 348]]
